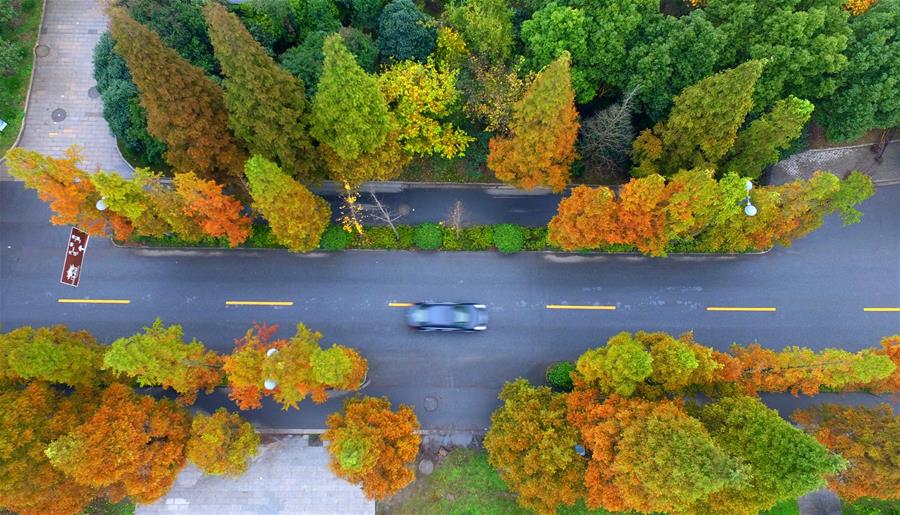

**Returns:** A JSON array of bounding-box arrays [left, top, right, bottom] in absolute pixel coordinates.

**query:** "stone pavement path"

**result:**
[[767, 139, 900, 186], [0, 0, 131, 180], [138, 435, 375, 515]]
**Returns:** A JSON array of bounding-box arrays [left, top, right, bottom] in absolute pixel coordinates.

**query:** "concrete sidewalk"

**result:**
[[0, 0, 131, 180], [137, 434, 374, 515], [768, 139, 900, 186]]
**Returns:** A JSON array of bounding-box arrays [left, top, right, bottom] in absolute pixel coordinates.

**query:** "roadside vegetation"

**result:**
[[0, 0, 43, 156]]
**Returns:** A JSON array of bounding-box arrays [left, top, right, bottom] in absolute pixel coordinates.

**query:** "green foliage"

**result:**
[[633, 60, 764, 177], [291, 0, 342, 42], [445, 0, 514, 64], [414, 222, 444, 250], [280, 28, 377, 96], [832, 170, 876, 225], [0, 0, 18, 26], [311, 34, 391, 160], [347, 0, 384, 31], [80, 498, 137, 515], [706, 0, 851, 109], [623, 11, 723, 119], [311, 345, 354, 385], [376, 0, 436, 62], [320, 224, 352, 250], [92, 32, 166, 168], [546, 361, 575, 391], [520, 3, 592, 103], [817, 0, 900, 141], [204, 3, 318, 182], [695, 396, 847, 514], [492, 223, 524, 253], [0, 325, 106, 387], [118, 0, 218, 75], [723, 96, 814, 179], [843, 498, 900, 515], [244, 155, 331, 252], [576, 331, 653, 396], [187, 408, 260, 476], [0, 36, 22, 74]]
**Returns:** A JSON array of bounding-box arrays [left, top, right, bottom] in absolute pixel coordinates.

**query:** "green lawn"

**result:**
[[0, 0, 44, 157]]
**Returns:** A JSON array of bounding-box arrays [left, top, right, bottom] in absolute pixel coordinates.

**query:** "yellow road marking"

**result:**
[[546, 304, 616, 310], [58, 299, 130, 304], [706, 306, 776, 312], [225, 301, 294, 306], [864, 307, 900, 312], [388, 302, 413, 307]]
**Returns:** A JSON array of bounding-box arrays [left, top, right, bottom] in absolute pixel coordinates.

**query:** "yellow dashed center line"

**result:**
[[58, 299, 131, 304], [706, 306, 776, 312], [225, 301, 294, 306], [864, 307, 900, 312], [388, 302, 414, 307], [546, 304, 616, 310]]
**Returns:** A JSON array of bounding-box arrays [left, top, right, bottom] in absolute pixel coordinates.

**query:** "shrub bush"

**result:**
[[0, 37, 22, 75], [493, 223, 524, 253], [523, 226, 548, 250], [463, 225, 493, 250], [363, 226, 401, 249], [442, 226, 465, 250], [414, 222, 443, 250], [397, 225, 415, 249], [546, 361, 575, 392], [320, 225, 351, 250], [245, 224, 284, 248]]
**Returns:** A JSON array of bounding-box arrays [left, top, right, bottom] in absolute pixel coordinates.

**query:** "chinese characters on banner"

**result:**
[[60, 227, 89, 287]]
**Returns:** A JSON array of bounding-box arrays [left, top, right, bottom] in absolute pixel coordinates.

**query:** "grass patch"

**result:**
[[761, 499, 800, 515], [843, 498, 900, 515], [0, 0, 44, 156], [80, 498, 135, 515]]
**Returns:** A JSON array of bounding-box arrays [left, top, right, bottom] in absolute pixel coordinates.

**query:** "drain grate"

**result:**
[[35, 44, 50, 57], [51, 108, 67, 122], [88, 87, 99, 99]]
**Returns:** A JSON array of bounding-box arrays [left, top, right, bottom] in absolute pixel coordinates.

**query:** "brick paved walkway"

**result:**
[[138, 435, 375, 515], [1, 0, 131, 180]]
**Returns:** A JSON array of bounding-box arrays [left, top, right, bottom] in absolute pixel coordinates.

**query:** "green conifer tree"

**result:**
[[203, 4, 319, 182]]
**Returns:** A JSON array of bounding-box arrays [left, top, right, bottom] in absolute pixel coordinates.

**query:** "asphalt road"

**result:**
[[1, 181, 898, 429]]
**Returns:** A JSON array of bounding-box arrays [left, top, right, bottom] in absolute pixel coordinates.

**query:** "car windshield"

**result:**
[[453, 306, 471, 326], [411, 307, 428, 323]]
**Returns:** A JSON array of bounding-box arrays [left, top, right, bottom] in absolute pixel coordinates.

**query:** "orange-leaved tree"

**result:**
[[484, 379, 585, 514], [547, 185, 619, 250], [102, 318, 223, 405], [174, 172, 251, 247], [107, 7, 247, 187], [222, 323, 367, 410], [324, 396, 421, 500], [487, 53, 579, 192], [45, 383, 191, 503], [4, 147, 132, 240], [792, 403, 899, 502], [187, 407, 260, 476], [0, 383, 98, 515]]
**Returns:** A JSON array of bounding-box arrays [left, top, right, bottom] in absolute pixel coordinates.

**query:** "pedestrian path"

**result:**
[[137, 434, 374, 515], [768, 139, 900, 186], [0, 0, 131, 180]]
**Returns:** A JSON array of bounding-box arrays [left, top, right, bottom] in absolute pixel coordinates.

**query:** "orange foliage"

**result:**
[[174, 172, 251, 247], [793, 404, 899, 501], [44, 383, 190, 503], [616, 174, 671, 255], [4, 147, 132, 239], [222, 323, 279, 410], [0, 383, 98, 515], [844, 0, 877, 14], [547, 185, 619, 250], [324, 396, 420, 499]]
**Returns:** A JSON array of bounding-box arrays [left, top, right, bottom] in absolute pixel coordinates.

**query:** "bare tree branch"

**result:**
[[368, 192, 404, 239]]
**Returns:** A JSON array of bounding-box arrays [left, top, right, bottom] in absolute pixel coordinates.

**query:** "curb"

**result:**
[[0, 0, 49, 170]]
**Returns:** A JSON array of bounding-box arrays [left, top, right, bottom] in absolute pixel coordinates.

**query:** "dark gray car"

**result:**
[[405, 302, 488, 332]]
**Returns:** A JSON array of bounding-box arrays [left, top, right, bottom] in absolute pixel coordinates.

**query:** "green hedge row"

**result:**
[[129, 222, 748, 254]]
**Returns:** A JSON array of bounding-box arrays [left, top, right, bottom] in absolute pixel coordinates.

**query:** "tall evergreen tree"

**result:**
[[311, 34, 391, 162], [203, 4, 318, 182], [487, 53, 580, 192], [632, 60, 764, 177], [723, 96, 814, 179], [244, 156, 331, 252], [107, 8, 247, 187]]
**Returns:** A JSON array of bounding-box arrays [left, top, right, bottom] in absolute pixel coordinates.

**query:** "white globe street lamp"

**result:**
[[742, 180, 757, 217], [264, 348, 279, 390], [95, 197, 108, 211]]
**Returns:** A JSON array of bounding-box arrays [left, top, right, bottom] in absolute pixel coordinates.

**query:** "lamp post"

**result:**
[[263, 348, 279, 390], [742, 180, 757, 217], [95, 196, 108, 211]]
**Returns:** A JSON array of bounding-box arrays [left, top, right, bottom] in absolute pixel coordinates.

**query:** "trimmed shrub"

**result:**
[[320, 225, 351, 250], [493, 223, 524, 253], [397, 225, 415, 249], [245, 224, 284, 248], [414, 222, 443, 250], [463, 225, 493, 250], [546, 361, 575, 391], [363, 226, 401, 249], [523, 226, 549, 251], [441, 226, 465, 250]]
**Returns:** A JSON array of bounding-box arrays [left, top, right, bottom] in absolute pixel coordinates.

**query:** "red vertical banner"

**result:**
[[60, 227, 89, 287]]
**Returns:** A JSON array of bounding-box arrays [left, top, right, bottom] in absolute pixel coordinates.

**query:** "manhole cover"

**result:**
[[88, 87, 99, 99], [424, 396, 438, 412], [418, 459, 434, 475], [35, 44, 50, 57], [51, 108, 66, 122]]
